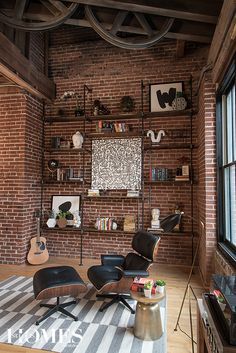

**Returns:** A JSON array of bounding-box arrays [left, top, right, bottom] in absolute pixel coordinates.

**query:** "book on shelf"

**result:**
[[127, 189, 140, 197], [131, 277, 157, 294], [87, 189, 100, 196], [175, 175, 190, 181]]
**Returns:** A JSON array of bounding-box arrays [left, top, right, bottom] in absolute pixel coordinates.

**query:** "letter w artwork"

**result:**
[[150, 82, 183, 112]]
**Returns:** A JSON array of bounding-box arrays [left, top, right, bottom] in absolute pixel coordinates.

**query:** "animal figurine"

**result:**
[[147, 129, 165, 143], [72, 131, 84, 149]]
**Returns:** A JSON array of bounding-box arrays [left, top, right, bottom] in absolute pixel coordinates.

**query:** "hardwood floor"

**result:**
[[0, 257, 205, 353]]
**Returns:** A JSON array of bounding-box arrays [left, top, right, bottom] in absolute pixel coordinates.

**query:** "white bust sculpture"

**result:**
[[72, 131, 83, 149], [151, 208, 160, 229]]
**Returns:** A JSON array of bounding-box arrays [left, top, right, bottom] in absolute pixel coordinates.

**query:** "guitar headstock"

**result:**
[[34, 210, 41, 219]]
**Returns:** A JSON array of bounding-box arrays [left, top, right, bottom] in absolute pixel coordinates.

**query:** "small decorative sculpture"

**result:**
[[72, 131, 83, 149], [151, 208, 160, 229], [147, 129, 165, 143]]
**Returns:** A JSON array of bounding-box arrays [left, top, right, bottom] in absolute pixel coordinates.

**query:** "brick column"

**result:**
[[0, 90, 43, 264], [197, 73, 217, 285]]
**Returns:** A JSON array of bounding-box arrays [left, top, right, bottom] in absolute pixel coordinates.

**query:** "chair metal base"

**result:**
[[97, 293, 135, 314], [36, 297, 78, 325]]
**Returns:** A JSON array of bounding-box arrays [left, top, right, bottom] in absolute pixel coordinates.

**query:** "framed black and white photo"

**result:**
[[51, 195, 80, 215], [149, 82, 183, 112]]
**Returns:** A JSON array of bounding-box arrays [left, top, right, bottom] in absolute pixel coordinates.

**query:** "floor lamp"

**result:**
[[160, 212, 204, 353]]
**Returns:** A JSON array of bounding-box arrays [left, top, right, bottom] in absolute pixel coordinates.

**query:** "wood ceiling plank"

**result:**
[[65, 18, 212, 43], [14, 0, 27, 20], [176, 40, 185, 58], [65, 0, 218, 24], [211, 15, 236, 83], [208, 0, 236, 66], [39, 0, 61, 16]]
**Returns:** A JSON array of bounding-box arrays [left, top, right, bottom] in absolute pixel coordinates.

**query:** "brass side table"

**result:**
[[131, 290, 165, 341]]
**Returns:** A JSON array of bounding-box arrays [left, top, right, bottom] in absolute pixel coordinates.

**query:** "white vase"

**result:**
[[46, 218, 56, 228], [144, 288, 152, 298], [157, 285, 165, 294]]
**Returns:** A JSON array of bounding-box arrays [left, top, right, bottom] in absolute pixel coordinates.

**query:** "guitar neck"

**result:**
[[36, 216, 41, 243]]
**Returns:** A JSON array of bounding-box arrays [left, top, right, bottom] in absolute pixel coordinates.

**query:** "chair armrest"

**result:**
[[122, 270, 149, 278], [101, 254, 125, 267]]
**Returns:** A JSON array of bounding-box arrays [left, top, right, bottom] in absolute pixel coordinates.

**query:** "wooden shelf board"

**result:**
[[45, 116, 86, 123], [45, 148, 91, 153], [145, 180, 191, 184], [83, 227, 134, 234], [144, 109, 195, 119], [87, 131, 142, 139], [43, 226, 82, 231], [87, 113, 141, 121], [84, 195, 142, 200], [144, 143, 194, 150], [43, 179, 86, 184]]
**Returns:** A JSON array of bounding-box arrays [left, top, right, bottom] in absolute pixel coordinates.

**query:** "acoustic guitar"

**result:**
[[27, 211, 49, 265]]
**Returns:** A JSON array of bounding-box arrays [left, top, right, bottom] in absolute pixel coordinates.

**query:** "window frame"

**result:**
[[216, 57, 236, 264]]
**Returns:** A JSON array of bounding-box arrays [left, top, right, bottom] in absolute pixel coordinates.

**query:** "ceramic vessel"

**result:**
[[144, 288, 152, 298], [46, 218, 56, 228], [157, 285, 165, 294]]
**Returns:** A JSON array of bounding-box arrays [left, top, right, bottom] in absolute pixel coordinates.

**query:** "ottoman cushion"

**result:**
[[33, 266, 87, 300]]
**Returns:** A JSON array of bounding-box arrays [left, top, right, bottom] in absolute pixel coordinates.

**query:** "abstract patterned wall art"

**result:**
[[91, 138, 142, 190]]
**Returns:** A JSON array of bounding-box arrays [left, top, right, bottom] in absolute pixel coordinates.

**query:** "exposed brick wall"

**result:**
[[197, 72, 217, 285], [41, 29, 209, 265], [0, 90, 43, 264]]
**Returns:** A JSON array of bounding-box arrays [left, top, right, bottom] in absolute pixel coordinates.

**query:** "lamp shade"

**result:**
[[160, 213, 182, 233]]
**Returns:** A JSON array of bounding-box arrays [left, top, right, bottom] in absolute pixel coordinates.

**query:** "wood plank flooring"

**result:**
[[0, 257, 205, 353]]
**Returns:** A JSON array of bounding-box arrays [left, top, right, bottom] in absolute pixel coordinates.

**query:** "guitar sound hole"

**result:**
[[39, 242, 46, 251]]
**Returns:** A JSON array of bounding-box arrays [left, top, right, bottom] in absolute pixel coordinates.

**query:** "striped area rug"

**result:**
[[0, 276, 166, 353]]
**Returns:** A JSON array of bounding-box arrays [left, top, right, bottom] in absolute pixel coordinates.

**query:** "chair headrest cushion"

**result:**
[[132, 231, 160, 261]]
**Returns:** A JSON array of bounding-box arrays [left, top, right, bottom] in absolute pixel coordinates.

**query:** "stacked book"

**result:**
[[95, 217, 114, 231], [87, 189, 100, 197], [130, 277, 157, 294], [150, 167, 170, 181]]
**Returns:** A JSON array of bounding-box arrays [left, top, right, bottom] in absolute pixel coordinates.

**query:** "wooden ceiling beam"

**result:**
[[208, 0, 236, 83], [0, 33, 55, 101], [208, 0, 236, 66], [65, 18, 212, 43], [176, 40, 185, 58], [64, 0, 218, 24]]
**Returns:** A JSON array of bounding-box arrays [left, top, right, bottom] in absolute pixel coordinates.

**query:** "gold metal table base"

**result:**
[[134, 301, 163, 340], [131, 290, 165, 341]]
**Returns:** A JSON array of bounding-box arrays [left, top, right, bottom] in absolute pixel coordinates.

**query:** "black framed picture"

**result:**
[[51, 195, 81, 216], [149, 81, 183, 112]]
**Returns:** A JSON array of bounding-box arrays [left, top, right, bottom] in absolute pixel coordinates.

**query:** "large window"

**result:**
[[217, 59, 236, 259]]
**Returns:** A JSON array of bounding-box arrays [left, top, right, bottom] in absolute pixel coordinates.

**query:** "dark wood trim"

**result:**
[[64, 0, 218, 24], [0, 33, 55, 101]]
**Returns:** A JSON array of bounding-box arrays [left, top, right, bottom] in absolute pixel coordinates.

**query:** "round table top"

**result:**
[[130, 289, 165, 304]]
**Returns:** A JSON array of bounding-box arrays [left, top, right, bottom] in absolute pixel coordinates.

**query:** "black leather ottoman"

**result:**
[[33, 266, 87, 325]]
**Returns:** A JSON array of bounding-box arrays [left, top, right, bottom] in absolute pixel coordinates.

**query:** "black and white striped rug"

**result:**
[[0, 276, 166, 353]]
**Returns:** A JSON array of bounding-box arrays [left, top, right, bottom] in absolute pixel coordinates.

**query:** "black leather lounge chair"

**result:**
[[87, 231, 160, 313]]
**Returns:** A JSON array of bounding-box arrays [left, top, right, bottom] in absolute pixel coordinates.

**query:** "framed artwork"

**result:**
[[149, 82, 183, 112], [91, 138, 142, 190], [51, 195, 81, 216]]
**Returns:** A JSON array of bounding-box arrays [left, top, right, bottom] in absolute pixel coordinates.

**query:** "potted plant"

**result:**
[[66, 211, 74, 226], [46, 210, 56, 228], [120, 96, 135, 112], [156, 279, 166, 294], [74, 95, 84, 117], [144, 281, 153, 298], [56, 211, 68, 228]]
